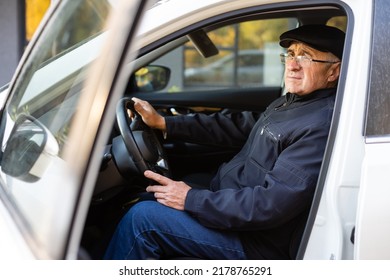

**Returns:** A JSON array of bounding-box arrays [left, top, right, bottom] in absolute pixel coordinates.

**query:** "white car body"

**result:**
[[0, 0, 388, 261]]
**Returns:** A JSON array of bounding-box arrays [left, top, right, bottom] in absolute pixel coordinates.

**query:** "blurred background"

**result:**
[[0, 0, 52, 86], [0, 0, 163, 87]]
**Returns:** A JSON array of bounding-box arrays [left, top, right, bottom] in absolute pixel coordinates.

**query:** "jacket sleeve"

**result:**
[[165, 111, 259, 148], [183, 121, 329, 231]]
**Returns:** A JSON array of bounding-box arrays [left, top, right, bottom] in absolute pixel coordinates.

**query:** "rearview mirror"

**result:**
[[134, 65, 170, 92], [1, 115, 59, 182]]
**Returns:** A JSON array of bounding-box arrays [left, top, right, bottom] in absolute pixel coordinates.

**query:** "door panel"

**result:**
[[355, 142, 390, 259], [133, 87, 280, 112]]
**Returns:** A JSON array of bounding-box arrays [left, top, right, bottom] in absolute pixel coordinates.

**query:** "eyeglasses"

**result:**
[[280, 53, 340, 67]]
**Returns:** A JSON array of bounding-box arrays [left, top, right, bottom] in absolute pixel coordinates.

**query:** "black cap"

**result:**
[[279, 25, 345, 60]]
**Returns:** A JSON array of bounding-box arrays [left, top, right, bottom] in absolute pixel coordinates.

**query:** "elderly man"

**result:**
[[104, 24, 345, 260]]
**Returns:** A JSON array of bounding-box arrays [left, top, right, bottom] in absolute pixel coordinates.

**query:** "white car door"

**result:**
[[354, 0, 390, 259], [0, 0, 146, 260]]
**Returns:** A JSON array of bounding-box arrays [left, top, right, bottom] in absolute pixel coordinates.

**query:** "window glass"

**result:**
[[138, 18, 297, 93], [365, 0, 390, 137], [185, 18, 294, 89], [327, 16, 347, 32], [0, 0, 111, 258]]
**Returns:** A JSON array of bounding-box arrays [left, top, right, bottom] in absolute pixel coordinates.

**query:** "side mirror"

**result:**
[[134, 65, 170, 92], [1, 115, 59, 182]]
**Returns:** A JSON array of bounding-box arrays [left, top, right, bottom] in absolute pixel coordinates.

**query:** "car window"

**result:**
[[0, 0, 111, 258], [365, 0, 390, 138], [135, 18, 298, 93]]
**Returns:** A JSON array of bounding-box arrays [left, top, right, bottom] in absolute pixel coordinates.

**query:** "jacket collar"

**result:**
[[285, 88, 336, 105]]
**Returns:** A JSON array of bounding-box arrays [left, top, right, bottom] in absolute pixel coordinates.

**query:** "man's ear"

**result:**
[[327, 63, 341, 82]]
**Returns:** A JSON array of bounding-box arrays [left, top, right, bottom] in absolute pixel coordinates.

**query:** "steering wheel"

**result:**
[[113, 97, 170, 178]]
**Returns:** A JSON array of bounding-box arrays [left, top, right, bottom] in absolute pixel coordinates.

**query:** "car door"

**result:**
[[354, 0, 390, 259], [0, 0, 146, 260]]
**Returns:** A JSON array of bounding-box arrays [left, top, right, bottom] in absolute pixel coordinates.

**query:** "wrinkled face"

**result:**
[[284, 42, 341, 95]]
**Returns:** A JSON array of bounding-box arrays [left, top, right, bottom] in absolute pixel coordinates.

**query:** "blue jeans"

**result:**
[[104, 201, 246, 259]]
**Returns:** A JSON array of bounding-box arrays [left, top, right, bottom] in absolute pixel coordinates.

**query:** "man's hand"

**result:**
[[132, 97, 166, 131], [145, 170, 191, 210]]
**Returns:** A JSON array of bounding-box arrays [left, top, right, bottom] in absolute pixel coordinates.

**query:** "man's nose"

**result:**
[[286, 58, 301, 70]]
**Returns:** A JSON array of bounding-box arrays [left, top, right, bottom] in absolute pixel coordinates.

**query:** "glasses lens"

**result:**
[[298, 56, 310, 67], [280, 54, 313, 67]]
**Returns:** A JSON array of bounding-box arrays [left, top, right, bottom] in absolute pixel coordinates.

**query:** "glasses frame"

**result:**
[[280, 53, 340, 66]]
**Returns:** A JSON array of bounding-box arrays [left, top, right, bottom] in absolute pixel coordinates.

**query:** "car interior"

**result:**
[[80, 4, 348, 259]]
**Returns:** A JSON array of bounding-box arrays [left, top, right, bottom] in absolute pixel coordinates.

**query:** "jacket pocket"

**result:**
[[248, 123, 282, 173]]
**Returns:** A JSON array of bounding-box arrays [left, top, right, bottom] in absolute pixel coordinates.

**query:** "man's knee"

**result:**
[[123, 201, 165, 229]]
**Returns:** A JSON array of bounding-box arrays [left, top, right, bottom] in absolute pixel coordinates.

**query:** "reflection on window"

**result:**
[[9, 0, 111, 158]]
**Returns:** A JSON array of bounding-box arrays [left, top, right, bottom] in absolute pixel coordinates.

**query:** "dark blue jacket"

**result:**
[[165, 88, 336, 259]]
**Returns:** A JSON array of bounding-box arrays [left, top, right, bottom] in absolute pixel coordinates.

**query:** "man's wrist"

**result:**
[[158, 117, 166, 131]]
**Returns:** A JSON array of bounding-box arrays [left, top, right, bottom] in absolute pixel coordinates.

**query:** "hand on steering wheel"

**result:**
[[114, 97, 170, 178]]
